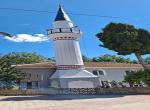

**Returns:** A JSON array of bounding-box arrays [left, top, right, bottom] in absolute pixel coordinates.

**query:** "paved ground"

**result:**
[[0, 95, 150, 110]]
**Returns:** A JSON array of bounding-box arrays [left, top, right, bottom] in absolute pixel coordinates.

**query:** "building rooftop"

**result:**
[[13, 62, 56, 69], [14, 62, 143, 69], [84, 62, 142, 68]]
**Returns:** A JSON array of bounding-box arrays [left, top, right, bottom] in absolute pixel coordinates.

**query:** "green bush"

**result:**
[[124, 70, 150, 86]]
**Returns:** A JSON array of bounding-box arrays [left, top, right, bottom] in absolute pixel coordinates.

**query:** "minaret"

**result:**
[[48, 5, 100, 88]]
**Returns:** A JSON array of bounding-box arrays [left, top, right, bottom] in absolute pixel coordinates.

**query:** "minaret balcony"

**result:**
[[47, 27, 81, 35]]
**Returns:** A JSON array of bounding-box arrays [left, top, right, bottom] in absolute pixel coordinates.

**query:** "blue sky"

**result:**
[[0, 0, 150, 59]]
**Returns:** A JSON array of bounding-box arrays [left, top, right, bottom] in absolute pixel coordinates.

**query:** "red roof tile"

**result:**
[[84, 62, 142, 68], [14, 62, 143, 68], [13, 62, 56, 68]]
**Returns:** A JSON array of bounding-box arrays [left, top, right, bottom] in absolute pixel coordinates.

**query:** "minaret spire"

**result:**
[[54, 5, 71, 22], [59, 4, 64, 8]]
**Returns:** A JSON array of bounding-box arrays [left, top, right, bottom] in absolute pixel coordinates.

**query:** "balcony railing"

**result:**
[[47, 27, 81, 34]]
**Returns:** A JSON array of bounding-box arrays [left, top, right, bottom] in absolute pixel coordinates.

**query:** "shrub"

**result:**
[[124, 70, 150, 86]]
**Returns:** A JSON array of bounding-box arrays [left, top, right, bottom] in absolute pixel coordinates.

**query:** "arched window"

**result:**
[[92, 69, 106, 76], [93, 70, 98, 76], [125, 69, 136, 75], [99, 70, 105, 75]]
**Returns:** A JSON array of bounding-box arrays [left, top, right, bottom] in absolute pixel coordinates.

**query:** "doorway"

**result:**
[[27, 82, 32, 89]]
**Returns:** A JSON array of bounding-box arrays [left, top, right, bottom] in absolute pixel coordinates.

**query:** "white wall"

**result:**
[[54, 40, 83, 65], [86, 67, 142, 82], [17, 68, 55, 88], [17, 67, 142, 88]]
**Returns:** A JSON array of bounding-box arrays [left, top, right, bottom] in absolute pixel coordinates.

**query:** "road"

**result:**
[[0, 95, 150, 110]]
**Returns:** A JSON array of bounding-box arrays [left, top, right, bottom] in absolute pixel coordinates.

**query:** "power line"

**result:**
[[0, 7, 56, 14], [0, 7, 147, 21]]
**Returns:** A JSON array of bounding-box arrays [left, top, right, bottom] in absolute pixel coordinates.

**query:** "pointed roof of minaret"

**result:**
[[54, 5, 72, 22]]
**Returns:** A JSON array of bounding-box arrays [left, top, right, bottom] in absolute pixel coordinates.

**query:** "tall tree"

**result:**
[[0, 59, 25, 89], [96, 23, 150, 70]]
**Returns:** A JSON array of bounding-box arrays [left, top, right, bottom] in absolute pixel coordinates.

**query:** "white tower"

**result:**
[[48, 6, 100, 88]]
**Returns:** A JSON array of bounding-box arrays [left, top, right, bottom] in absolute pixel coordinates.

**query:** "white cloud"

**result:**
[[5, 34, 49, 42]]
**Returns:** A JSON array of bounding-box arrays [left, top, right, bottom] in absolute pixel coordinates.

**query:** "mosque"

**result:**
[[15, 6, 143, 89]]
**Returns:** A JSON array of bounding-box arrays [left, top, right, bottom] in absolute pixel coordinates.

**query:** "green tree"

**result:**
[[144, 57, 150, 64], [91, 54, 136, 63], [124, 70, 150, 86], [0, 59, 25, 89], [2, 52, 49, 65], [82, 55, 91, 62], [92, 57, 99, 62], [96, 23, 150, 70]]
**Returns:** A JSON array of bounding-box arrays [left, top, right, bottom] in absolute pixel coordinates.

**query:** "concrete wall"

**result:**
[[0, 89, 42, 96], [96, 87, 150, 94], [59, 78, 100, 88], [17, 67, 142, 88], [1, 87, 150, 95], [17, 68, 55, 88], [86, 67, 142, 82]]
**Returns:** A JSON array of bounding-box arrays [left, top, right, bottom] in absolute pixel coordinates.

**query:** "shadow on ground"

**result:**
[[0, 95, 125, 101]]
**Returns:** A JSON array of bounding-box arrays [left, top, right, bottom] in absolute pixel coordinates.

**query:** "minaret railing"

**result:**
[[47, 27, 81, 34]]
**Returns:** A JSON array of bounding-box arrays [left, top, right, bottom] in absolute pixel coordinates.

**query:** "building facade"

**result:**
[[13, 6, 143, 89], [15, 62, 143, 89]]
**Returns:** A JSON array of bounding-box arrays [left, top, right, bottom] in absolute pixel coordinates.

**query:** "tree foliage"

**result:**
[[144, 57, 150, 64], [0, 52, 49, 89], [92, 54, 137, 63], [96, 22, 150, 70], [1, 52, 50, 65], [82, 55, 91, 62], [0, 59, 25, 89], [124, 70, 150, 86]]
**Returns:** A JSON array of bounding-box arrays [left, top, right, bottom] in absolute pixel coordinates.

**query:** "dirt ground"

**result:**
[[0, 95, 150, 110]]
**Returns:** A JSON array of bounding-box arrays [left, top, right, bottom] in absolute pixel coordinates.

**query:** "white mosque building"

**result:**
[[15, 6, 143, 89]]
